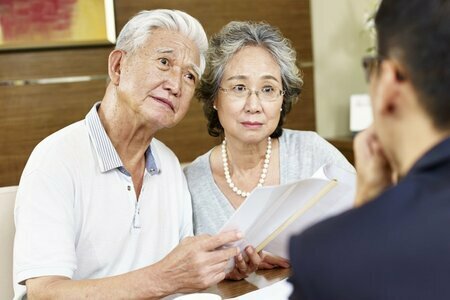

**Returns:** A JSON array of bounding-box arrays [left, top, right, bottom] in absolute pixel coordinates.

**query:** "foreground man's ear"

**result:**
[[108, 49, 126, 86], [373, 59, 408, 118]]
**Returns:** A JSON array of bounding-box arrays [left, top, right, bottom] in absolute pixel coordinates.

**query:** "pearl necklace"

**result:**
[[221, 137, 272, 198]]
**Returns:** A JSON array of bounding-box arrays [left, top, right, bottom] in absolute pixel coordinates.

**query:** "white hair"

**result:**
[[115, 9, 208, 76]]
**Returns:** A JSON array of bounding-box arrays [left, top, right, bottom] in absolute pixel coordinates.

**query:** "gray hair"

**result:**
[[197, 21, 303, 138], [115, 9, 208, 76]]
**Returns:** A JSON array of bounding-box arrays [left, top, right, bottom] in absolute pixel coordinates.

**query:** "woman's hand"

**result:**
[[258, 251, 290, 270], [225, 246, 263, 280]]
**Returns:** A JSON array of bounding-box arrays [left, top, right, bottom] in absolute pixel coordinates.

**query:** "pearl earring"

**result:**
[[280, 107, 283, 111], [213, 105, 218, 110]]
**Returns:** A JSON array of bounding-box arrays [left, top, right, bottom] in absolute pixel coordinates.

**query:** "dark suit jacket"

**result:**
[[289, 137, 450, 300]]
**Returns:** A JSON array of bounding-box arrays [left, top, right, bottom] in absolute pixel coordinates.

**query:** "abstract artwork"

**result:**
[[0, 0, 115, 50]]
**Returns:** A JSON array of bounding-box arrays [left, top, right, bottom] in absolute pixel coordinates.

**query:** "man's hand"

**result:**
[[155, 230, 242, 293], [354, 126, 395, 206], [225, 246, 263, 280], [24, 231, 242, 299]]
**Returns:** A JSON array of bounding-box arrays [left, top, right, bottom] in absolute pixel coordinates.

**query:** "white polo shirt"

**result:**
[[13, 103, 193, 299]]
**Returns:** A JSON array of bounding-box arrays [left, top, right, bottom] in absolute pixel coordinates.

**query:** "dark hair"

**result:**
[[196, 21, 303, 138], [375, 0, 450, 129]]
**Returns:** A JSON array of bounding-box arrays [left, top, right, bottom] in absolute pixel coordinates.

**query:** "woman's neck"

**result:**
[[210, 135, 280, 208], [224, 136, 270, 172]]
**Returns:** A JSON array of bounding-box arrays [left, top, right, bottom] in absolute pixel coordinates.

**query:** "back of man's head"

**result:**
[[375, 0, 450, 130], [115, 9, 208, 76]]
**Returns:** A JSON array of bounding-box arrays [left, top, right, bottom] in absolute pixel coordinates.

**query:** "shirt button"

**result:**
[[127, 186, 131, 191]]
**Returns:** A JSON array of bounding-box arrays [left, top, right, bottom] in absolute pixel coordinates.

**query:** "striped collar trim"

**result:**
[[85, 102, 160, 175]]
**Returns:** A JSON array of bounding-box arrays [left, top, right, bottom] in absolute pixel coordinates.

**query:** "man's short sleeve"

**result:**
[[14, 168, 77, 285]]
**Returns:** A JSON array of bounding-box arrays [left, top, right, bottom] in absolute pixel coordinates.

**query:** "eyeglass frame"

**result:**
[[362, 55, 406, 83], [362, 55, 382, 82], [218, 85, 286, 102]]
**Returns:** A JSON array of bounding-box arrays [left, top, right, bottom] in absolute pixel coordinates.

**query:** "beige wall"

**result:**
[[311, 0, 373, 138]]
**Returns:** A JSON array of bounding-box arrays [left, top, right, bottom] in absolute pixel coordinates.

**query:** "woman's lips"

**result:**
[[241, 121, 263, 128]]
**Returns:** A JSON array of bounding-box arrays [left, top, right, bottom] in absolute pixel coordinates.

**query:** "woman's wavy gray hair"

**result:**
[[196, 21, 303, 138], [115, 9, 208, 76]]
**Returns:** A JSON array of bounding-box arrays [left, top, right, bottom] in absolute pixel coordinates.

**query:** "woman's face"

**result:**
[[215, 46, 284, 144]]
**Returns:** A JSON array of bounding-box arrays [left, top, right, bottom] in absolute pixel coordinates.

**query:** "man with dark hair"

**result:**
[[288, 0, 450, 299]]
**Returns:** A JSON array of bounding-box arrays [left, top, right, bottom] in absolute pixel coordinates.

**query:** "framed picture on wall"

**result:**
[[0, 0, 116, 51]]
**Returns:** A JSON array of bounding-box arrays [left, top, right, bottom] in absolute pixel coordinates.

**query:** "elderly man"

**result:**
[[289, 0, 450, 299], [13, 9, 242, 299]]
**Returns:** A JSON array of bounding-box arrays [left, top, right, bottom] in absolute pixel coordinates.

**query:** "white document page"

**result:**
[[219, 164, 356, 266], [265, 164, 356, 257]]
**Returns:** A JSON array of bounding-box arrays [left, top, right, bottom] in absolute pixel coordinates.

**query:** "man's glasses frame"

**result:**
[[362, 55, 381, 82], [362, 55, 406, 83]]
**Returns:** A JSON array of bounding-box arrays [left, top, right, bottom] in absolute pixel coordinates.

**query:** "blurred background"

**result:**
[[0, 0, 376, 187]]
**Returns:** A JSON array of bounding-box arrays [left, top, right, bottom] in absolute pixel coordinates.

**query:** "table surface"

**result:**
[[205, 268, 291, 299]]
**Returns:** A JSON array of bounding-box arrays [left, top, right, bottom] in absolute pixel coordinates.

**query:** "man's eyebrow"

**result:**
[[156, 48, 174, 54], [189, 63, 201, 79]]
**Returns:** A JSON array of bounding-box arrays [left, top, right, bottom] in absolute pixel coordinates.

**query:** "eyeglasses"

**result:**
[[219, 85, 285, 102], [362, 55, 381, 82], [362, 55, 407, 83]]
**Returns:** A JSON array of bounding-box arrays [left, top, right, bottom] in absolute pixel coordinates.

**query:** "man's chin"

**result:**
[[151, 117, 180, 130]]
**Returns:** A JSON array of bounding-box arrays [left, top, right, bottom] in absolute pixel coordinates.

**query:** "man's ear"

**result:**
[[374, 60, 403, 117], [108, 49, 125, 85]]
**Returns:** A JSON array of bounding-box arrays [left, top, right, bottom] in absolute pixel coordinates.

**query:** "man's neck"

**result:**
[[98, 90, 154, 172], [394, 119, 450, 177]]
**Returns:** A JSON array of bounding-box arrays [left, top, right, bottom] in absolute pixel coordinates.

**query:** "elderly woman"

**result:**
[[184, 21, 353, 277]]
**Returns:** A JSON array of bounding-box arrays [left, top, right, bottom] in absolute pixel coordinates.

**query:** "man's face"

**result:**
[[116, 28, 200, 130], [366, 58, 396, 166]]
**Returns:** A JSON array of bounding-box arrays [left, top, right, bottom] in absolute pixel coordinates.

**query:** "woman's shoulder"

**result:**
[[183, 149, 213, 181], [280, 128, 324, 147], [281, 128, 349, 154], [280, 128, 354, 177], [281, 128, 321, 139]]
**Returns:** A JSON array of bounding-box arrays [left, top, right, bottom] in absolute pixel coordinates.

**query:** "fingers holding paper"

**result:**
[[225, 246, 263, 280], [157, 230, 242, 293]]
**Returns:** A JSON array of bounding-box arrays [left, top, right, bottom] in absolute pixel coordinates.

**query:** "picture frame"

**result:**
[[0, 0, 116, 51]]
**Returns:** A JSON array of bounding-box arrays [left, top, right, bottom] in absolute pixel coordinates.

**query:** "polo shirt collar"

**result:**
[[85, 102, 160, 175]]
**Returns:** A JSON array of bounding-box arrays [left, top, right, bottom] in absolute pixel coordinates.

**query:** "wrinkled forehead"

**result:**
[[134, 28, 201, 74]]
